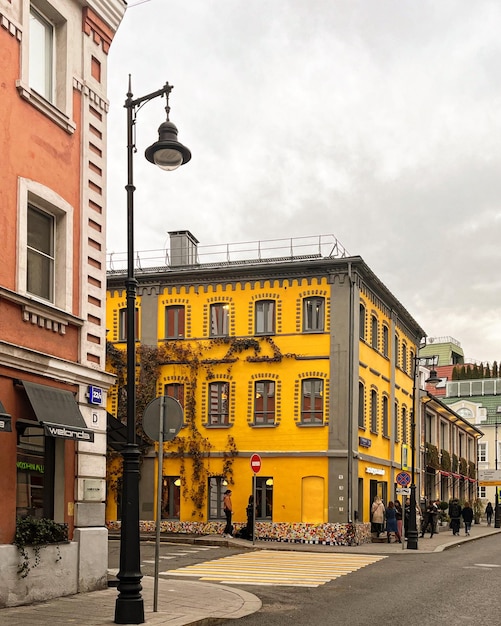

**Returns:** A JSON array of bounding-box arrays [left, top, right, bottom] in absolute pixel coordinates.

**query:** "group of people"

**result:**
[[221, 489, 256, 540], [371, 496, 481, 541]]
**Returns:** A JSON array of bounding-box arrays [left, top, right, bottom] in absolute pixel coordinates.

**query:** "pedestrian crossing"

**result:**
[[161, 550, 386, 587]]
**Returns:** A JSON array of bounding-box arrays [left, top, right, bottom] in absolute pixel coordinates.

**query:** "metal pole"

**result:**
[[495, 422, 500, 528], [407, 356, 419, 550], [115, 78, 145, 624], [252, 474, 256, 545], [153, 397, 165, 612]]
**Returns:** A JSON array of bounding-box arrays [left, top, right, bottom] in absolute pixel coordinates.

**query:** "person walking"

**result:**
[[395, 499, 403, 542], [421, 500, 438, 538], [385, 501, 400, 543], [461, 501, 473, 536], [486, 501, 494, 526], [222, 489, 233, 538], [449, 498, 462, 536], [371, 496, 385, 537]]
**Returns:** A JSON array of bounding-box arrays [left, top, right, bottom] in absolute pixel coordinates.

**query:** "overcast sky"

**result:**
[[106, 0, 501, 364]]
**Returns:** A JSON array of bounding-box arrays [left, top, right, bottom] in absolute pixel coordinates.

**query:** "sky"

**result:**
[[105, 0, 501, 364]]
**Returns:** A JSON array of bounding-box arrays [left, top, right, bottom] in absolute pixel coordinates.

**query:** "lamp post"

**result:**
[[114, 77, 191, 625], [495, 422, 501, 529], [408, 355, 441, 550]]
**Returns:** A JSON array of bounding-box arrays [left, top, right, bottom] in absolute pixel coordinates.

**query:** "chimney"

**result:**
[[168, 230, 199, 267]]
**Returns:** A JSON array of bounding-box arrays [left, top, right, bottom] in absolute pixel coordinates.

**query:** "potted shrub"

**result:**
[[438, 501, 449, 526], [473, 498, 483, 524], [14, 516, 68, 578]]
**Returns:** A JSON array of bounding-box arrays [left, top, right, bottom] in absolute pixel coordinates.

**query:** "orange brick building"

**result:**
[[0, 0, 124, 606]]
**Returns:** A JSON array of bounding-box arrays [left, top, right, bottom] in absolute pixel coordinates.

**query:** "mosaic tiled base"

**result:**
[[106, 520, 372, 546]]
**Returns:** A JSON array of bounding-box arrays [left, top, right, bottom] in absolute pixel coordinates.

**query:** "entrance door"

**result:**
[[301, 476, 324, 523]]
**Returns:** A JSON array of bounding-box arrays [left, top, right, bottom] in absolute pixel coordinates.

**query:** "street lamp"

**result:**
[[114, 77, 191, 625], [408, 356, 440, 550]]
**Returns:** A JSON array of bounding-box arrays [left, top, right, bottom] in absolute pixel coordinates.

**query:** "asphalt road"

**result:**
[[108, 536, 501, 626], [235, 536, 501, 626]]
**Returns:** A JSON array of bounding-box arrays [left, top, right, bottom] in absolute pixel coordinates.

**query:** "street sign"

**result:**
[[396, 487, 411, 496], [250, 453, 262, 474], [478, 469, 501, 484], [396, 471, 411, 487], [142, 396, 184, 442]]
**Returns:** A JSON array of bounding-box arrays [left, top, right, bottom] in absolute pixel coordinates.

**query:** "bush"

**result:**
[[14, 516, 68, 578]]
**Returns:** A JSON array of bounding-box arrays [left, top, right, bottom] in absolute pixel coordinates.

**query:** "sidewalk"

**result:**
[[2, 524, 499, 625]]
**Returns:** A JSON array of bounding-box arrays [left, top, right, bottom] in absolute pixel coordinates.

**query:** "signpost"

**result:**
[[142, 396, 183, 613], [250, 454, 261, 545]]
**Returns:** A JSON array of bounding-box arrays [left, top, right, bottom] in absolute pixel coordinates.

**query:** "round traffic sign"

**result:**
[[396, 471, 411, 487], [142, 396, 184, 442], [250, 453, 262, 474]]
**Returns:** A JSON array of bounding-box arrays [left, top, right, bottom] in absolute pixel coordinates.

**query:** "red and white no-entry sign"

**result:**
[[250, 453, 262, 474]]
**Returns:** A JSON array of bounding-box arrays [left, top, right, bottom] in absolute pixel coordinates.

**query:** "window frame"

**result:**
[[165, 383, 185, 410], [303, 296, 325, 332], [29, 5, 54, 102], [207, 381, 230, 426], [371, 315, 378, 350], [359, 303, 366, 340], [118, 307, 139, 342], [27, 204, 55, 302], [358, 381, 365, 428], [255, 300, 276, 335], [17, 1, 75, 132], [255, 476, 273, 519], [370, 389, 378, 433], [17, 178, 73, 312], [254, 380, 276, 425], [210, 303, 229, 337], [208, 476, 227, 519], [300, 378, 324, 425], [165, 305, 185, 339]]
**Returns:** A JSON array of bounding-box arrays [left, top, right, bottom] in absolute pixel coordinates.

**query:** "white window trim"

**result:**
[[17, 0, 75, 133], [18, 177, 73, 313]]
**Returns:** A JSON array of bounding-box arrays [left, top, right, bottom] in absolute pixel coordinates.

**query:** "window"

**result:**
[[477, 486, 486, 499], [303, 297, 324, 332], [477, 442, 487, 463], [208, 382, 229, 425], [358, 382, 365, 428], [161, 476, 180, 519], [382, 325, 389, 357], [210, 303, 229, 337], [18, 179, 74, 312], [371, 315, 378, 350], [394, 401, 399, 442], [254, 381, 275, 425], [118, 308, 139, 342], [301, 378, 324, 424], [255, 477, 273, 519], [165, 305, 185, 338], [394, 335, 399, 366], [255, 300, 275, 335], [402, 343, 407, 373], [402, 406, 408, 444], [382, 395, 389, 437], [208, 476, 227, 519], [359, 304, 366, 339], [27, 205, 54, 301], [370, 389, 378, 432], [30, 7, 54, 102], [165, 383, 184, 409]]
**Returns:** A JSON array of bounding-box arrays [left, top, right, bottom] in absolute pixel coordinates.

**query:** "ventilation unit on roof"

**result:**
[[496, 406, 501, 414]]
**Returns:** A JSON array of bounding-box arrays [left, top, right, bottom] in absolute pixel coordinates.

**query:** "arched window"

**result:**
[[382, 395, 389, 437], [371, 389, 378, 433], [359, 304, 366, 340], [371, 315, 378, 350], [301, 378, 324, 424], [358, 382, 365, 428], [254, 381, 275, 425], [255, 300, 276, 335]]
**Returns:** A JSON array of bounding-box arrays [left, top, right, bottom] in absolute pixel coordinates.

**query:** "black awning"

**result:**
[[21, 380, 94, 442], [107, 412, 128, 452], [0, 400, 12, 432]]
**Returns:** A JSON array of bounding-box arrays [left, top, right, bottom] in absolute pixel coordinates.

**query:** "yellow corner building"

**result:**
[[106, 232, 425, 544]]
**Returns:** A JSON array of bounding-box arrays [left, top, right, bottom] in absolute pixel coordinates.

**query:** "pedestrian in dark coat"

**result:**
[[421, 501, 438, 538], [486, 502, 494, 526], [461, 502, 473, 536], [449, 499, 462, 536], [385, 501, 400, 543]]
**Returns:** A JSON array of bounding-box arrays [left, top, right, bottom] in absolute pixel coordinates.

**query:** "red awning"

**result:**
[[451, 473, 462, 479], [439, 470, 450, 476]]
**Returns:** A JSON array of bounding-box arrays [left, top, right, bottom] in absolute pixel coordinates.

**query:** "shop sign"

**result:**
[[366, 467, 385, 476], [88, 386, 103, 406]]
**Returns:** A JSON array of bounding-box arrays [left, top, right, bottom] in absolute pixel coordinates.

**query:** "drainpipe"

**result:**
[[347, 262, 355, 523]]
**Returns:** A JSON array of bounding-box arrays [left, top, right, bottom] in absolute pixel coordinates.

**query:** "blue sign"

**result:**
[[359, 437, 371, 448], [88, 386, 102, 406]]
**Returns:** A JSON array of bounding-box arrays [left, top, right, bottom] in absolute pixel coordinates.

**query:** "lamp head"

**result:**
[[425, 369, 441, 387], [145, 119, 191, 171]]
